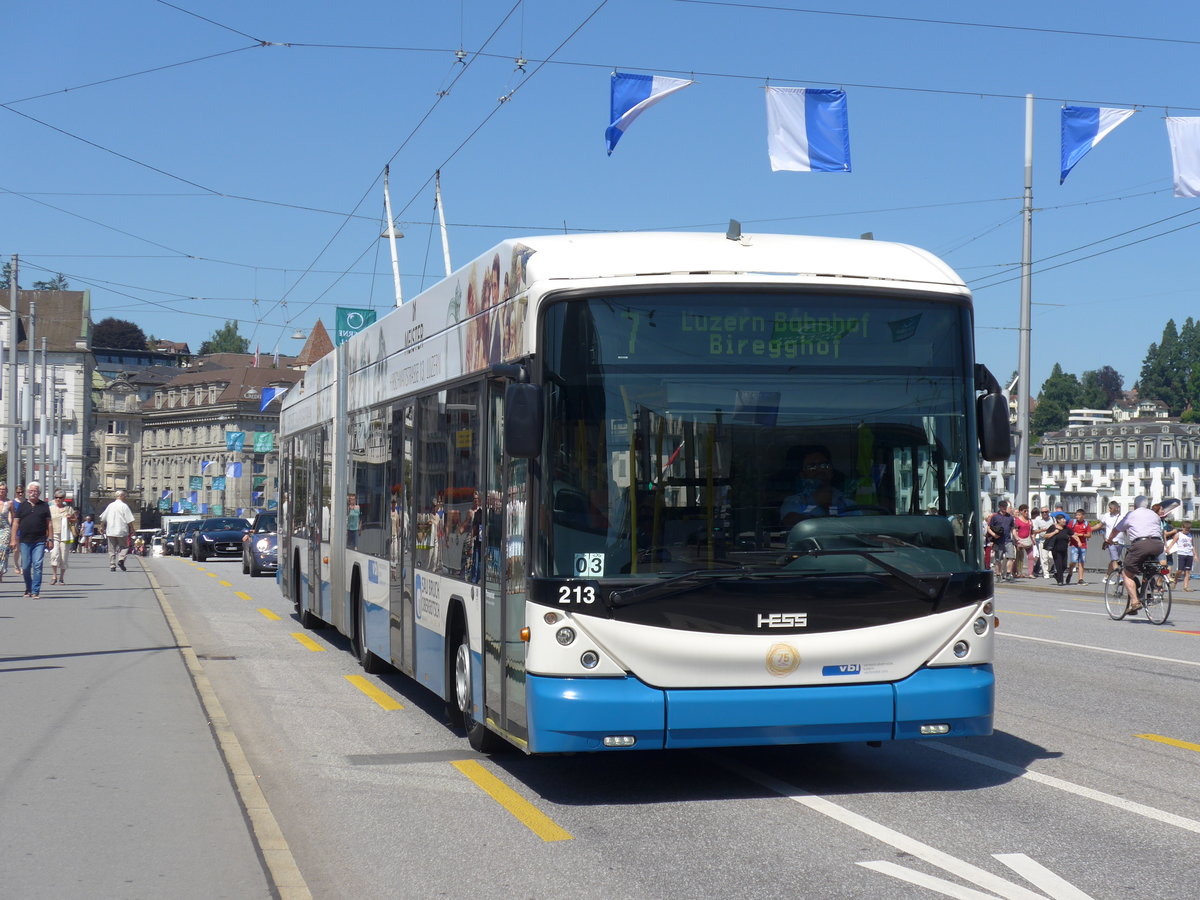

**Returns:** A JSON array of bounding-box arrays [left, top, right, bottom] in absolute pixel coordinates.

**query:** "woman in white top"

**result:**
[[0, 483, 12, 581], [1167, 521, 1195, 591]]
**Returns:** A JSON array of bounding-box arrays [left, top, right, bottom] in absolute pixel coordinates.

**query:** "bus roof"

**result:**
[[511, 232, 967, 292]]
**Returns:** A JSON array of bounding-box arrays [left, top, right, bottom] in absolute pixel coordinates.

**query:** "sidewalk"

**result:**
[[0, 550, 272, 899], [994, 564, 1200, 605]]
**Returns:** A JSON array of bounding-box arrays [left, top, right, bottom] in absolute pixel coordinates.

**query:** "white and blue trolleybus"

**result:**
[[278, 231, 1011, 753]]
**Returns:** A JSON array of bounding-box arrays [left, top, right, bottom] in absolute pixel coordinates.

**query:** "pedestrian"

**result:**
[[1099, 501, 1126, 579], [986, 500, 1016, 582], [1045, 512, 1072, 584], [1167, 522, 1194, 591], [99, 489, 135, 572], [1013, 504, 1034, 578], [9, 484, 24, 574], [48, 490, 77, 585], [1067, 509, 1094, 585], [0, 482, 13, 582], [1031, 505, 1054, 579], [12, 481, 53, 598]]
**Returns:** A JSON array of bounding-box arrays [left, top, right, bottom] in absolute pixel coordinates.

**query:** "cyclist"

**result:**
[[1107, 496, 1169, 614]]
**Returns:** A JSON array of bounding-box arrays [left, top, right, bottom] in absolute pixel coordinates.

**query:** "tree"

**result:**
[[1031, 363, 1082, 434], [93, 317, 148, 350], [31, 273, 69, 290], [1088, 365, 1124, 406], [0, 262, 16, 290], [199, 319, 249, 355], [1138, 320, 1187, 415], [1079, 371, 1109, 410]]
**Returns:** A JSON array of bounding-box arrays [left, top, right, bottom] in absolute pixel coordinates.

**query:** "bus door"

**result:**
[[388, 401, 416, 676], [483, 381, 530, 744], [311, 426, 330, 619]]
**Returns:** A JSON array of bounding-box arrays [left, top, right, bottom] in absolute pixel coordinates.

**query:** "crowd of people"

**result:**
[[1, 483, 140, 597], [986, 498, 1194, 592]]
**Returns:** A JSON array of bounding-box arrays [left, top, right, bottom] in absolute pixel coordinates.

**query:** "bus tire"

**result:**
[[451, 623, 501, 753], [353, 582, 386, 675]]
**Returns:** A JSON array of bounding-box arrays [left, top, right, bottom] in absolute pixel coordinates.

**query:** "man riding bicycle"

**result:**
[[1107, 496, 1171, 614]]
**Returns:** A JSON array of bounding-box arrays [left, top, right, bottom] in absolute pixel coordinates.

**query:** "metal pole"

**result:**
[[435, 169, 453, 276], [382, 165, 404, 306], [7, 255, 18, 490], [24, 300, 35, 488], [39, 337, 47, 486], [1016, 93, 1034, 505]]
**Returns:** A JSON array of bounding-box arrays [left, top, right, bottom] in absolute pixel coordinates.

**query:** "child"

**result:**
[[1167, 522, 1194, 591]]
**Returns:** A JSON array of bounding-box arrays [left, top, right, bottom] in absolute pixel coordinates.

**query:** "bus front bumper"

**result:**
[[525, 664, 993, 753]]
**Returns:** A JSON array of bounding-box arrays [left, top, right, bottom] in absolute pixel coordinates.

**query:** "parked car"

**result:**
[[192, 517, 252, 562], [175, 519, 205, 557], [242, 512, 278, 577]]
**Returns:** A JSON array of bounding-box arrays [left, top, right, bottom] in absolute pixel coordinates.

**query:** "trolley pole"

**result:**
[[1015, 93, 1033, 505], [7, 254, 18, 490]]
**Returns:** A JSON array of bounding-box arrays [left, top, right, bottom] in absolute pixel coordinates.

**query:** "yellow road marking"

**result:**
[[236, 591, 252, 601], [452, 760, 572, 842], [998, 609, 1053, 618], [1137, 733, 1200, 753], [345, 675, 404, 710], [290, 632, 326, 652], [219, 580, 232, 587], [206, 572, 218, 578], [258, 608, 282, 621]]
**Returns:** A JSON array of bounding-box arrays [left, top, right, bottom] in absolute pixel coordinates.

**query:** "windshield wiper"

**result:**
[[789, 547, 945, 601], [609, 564, 756, 608]]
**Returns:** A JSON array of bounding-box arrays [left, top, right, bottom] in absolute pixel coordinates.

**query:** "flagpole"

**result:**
[[1015, 93, 1033, 505]]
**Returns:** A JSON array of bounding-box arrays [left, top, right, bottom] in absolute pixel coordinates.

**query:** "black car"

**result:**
[[164, 520, 197, 556], [175, 520, 204, 557], [192, 517, 251, 562], [242, 512, 278, 577]]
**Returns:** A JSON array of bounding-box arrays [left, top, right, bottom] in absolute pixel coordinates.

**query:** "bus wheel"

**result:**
[[452, 628, 501, 753], [354, 592, 386, 675]]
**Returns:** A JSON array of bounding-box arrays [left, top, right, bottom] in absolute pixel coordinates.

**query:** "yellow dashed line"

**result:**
[[1137, 733, 1200, 753], [290, 632, 326, 652], [452, 760, 572, 842], [258, 608, 282, 621], [219, 580, 232, 587], [206, 572, 218, 578], [236, 591, 252, 601], [345, 675, 404, 710]]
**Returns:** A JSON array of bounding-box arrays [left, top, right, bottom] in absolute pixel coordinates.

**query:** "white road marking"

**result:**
[[998, 631, 1200, 668], [858, 861, 1005, 899], [924, 743, 1200, 835], [1057, 610, 1111, 617], [994, 853, 1094, 900], [720, 758, 1048, 900]]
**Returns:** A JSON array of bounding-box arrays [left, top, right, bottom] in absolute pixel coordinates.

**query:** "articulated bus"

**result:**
[[278, 231, 1011, 754]]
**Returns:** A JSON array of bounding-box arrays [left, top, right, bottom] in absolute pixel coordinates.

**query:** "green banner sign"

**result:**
[[335, 307, 377, 345]]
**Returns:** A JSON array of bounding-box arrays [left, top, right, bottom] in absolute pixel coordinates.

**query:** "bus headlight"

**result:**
[[580, 650, 600, 669], [555, 627, 576, 646], [953, 640, 969, 658], [973, 617, 988, 635]]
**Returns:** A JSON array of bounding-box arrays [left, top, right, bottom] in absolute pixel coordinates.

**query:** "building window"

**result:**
[[107, 420, 128, 435], [1100, 443, 1110, 459], [1044, 446, 1055, 461], [1071, 444, 1080, 460], [1164, 442, 1174, 458], [1128, 440, 1138, 457], [1084, 444, 1095, 460], [1144, 442, 1154, 458]]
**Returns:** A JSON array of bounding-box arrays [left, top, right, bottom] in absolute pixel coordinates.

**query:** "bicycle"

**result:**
[[1104, 555, 1172, 624]]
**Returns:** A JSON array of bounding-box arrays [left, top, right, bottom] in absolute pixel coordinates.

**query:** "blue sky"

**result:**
[[5, 1, 1200, 396]]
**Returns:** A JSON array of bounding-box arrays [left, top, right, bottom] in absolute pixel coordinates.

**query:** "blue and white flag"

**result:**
[[1060, 106, 1135, 183], [765, 87, 851, 173], [1166, 117, 1200, 198], [227, 462, 243, 479], [260, 386, 288, 412], [605, 72, 694, 155]]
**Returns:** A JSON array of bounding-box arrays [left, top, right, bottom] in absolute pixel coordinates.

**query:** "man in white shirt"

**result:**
[[1031, 506, 1054, 579], [99, 490, 135, 572], [1107, 497, 1168, 613], [1099, 500, 1126, 579]]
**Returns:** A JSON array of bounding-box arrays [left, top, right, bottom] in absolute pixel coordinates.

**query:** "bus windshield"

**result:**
[[541, 291, 979, 580]]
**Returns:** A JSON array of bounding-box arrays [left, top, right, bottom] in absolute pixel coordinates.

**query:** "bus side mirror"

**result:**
[[505, 382, 543, 459], [977, 393, 1012, 461]]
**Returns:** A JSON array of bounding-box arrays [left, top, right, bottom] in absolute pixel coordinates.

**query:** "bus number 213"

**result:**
[[558, 585, 596, 604]]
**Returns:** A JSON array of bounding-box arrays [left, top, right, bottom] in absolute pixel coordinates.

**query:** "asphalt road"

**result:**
[[6, 552, 1200, 899]]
